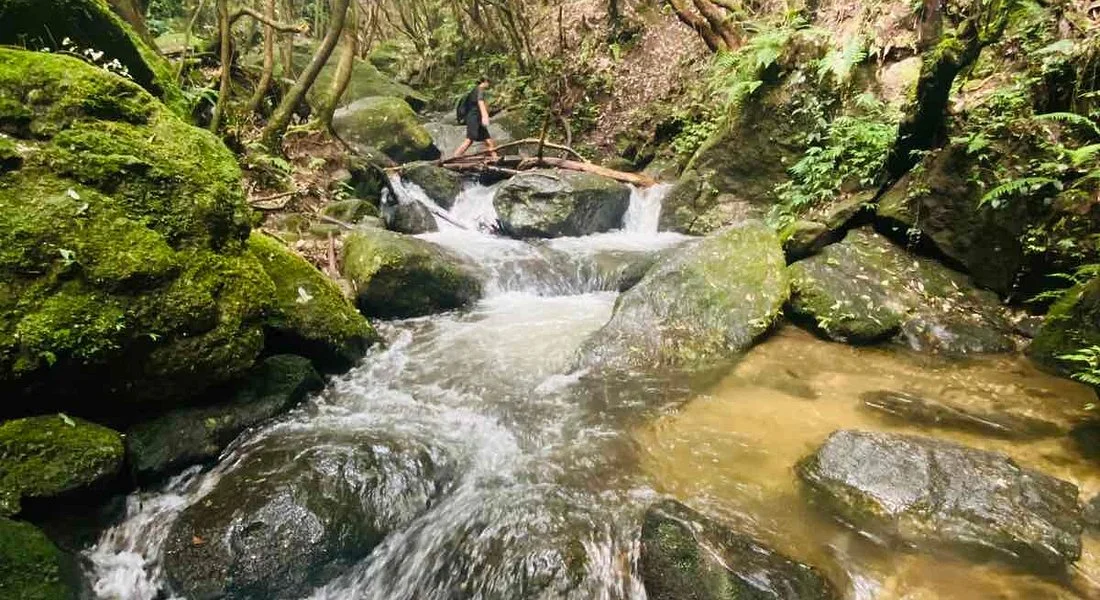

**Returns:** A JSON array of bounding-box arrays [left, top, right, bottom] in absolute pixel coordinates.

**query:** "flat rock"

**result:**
[[494, 170, 631, 238]]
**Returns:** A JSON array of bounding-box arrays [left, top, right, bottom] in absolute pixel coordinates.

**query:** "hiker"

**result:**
[[454, 77, 499, 160]]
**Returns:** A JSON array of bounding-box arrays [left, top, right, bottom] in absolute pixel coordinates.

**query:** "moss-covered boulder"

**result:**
[[576, 222, 788, 373], [640, 500, 838, 600], [248, 233, 378, 370], [0, 415, 123, 516], [787, 228, 1017, 352], [799, 430, 1083, 571], [0, 49, 273, 412], [310, 58, 428, 112], [403, 162, 464, 210], [342, 229, 481, 318], [0, 518, 75, 600], [1029, 277, 1100, 376], [322, 199, 379, 224], [494, 170, 631, 238], [332, 97, 440, 163], [0, 0, 184, 113], [163, 431, 451, 600], [125, 355, 323, 480]]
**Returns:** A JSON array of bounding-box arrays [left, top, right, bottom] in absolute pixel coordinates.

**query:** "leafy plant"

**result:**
[[979, 176, 1061, 208], [1059, 345, 1100, 388]]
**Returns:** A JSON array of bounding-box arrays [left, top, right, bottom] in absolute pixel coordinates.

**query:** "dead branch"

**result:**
[[229, 6, 306, 32], [250, 189, 299, 209], [439, 138, 590, 163]]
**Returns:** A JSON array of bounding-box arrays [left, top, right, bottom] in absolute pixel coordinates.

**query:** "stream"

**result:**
[[87, 180, 1100, 599]]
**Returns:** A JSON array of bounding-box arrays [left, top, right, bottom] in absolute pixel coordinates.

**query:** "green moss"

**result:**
[[1029, 278, 1100, 376], [0, 0, 185, 114], [0, 415, 123, 516], [332, 96, 439, 163], [248, 233, 378, 370], [310, 59, 428, 111], [0, 518, 73, 600], [341, 230, 481, 318]]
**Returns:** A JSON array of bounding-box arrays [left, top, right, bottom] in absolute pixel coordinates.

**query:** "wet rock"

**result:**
[[1083, 495, 1100, 529], [577, 221, 788, 373], [494, 170, 631, 238], [332, 97, 440, 163], [125, 355, 323, 480], [1029, 277, 1100, 378], [248, 233, 379, 370], [385, 199, 439, 234], [658, 171, 765, 235], [640, 500, 838, 600], [860, 390, 1065, 439], [787, 228, 1016, 352], [342, 229, 481, 318], [403, 162, 464, 210], [798, 430, 1083, 571], [322, 199, 379, 224], [0, 415, 123, 517], [163, 431, 450, 600], [780, 220, 830, 261], [0, 518, 76, 600]]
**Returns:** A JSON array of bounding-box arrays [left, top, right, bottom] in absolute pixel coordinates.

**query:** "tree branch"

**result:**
[[229, 6, 305, 32]]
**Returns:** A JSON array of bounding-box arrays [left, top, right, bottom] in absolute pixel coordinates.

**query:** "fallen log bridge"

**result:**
[[408, 138, 658, 188]]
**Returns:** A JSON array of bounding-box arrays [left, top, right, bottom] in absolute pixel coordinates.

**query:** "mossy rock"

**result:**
[[494, 169, 632, 238], [332, 96, 440, 163], [787, 228, 1016, 353], [0, 415, 123, 517], [322, 199, 379, 224], [780, 220, 830, 261], [576, 221, 789, 373], [341, 229, 481, 319], [640, 500, 838, 600], [385, 200, 439, 234], [248, 233, 378, 371], [126, 355, 323, 480], [310, 58, 428, 112], [1029, 277, 1100, 377], [0, 518, 75, 600], [402, 162, 464, 210], [0, 49, 270, 412], [0, 0, 185, 114]]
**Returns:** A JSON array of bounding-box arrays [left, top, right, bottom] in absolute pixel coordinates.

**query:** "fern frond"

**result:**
[[1067, 144, 1100, 167], [1034, 112, 1100, 137], [979, 177, 1060, 207]]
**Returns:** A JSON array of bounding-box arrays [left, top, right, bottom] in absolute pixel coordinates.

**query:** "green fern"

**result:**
[[1059, 345, 1100, 387], [1067, 144, 1100, 167], [817, 38, 867, 85], [979, 176, 1060, 207], [1034, 112, 1100, 137]]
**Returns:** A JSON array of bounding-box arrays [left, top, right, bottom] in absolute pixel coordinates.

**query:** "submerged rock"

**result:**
[[798, 430, 1082, 571], [332, 96, 440, 163], [640, 500, 838, 600], [860, 390, 1066, 439], [342, 229, 481, 318], [494, 170, 631, 238], [577, 221, 788, 373], [787, 228, 1016, 352], [0, 415, 123, 517], [385, 199, 439, 234], [402, 162, 465, 210], [0, 517, 75, 600], [163, 431, 450, 600], [125, 355, 323, 480], [248, 233, 379, 371], [1028, 277, 1100, 378]]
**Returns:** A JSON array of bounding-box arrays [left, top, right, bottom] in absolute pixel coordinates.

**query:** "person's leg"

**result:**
[[485, 137, 498, 161], [454, 138, 473, 157]]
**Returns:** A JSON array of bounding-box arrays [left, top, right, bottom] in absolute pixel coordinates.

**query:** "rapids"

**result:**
[[87, 178, 1100, 599]]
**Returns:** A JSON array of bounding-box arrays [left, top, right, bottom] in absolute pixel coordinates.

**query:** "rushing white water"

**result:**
[[87, 177, 682, 600]]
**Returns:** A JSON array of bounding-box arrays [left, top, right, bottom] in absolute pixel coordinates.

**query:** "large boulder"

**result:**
[[0, 0, 184, 113], [402, 162, 464, 210], [0, 415, 123, 517], [640, 500, 838, 600], [385, 200, 439, 234], [787, 228, 1017, 353], [494, 170, 631, 238], [798, 430, 1083, 571], [248, 233, 379, 370], [342, 229, 481, 318], [310, 58, 428, 112], [332, 97, 440, 163], [125, 355, 323, 480], [163, 431, 451, 600], [1028, 277, 1100, 377], [576, 221, 788, 373], [0, 49, 273, 414], [0, 518, 75, 600]]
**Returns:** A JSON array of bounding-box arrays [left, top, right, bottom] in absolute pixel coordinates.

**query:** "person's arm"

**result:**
[[478, 91, 490, 125]]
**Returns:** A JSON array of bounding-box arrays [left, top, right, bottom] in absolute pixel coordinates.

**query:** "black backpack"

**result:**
[[454, 88, 476, 124]]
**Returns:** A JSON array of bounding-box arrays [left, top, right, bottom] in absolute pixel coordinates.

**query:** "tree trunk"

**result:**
[[666, 0, 724, 52], [210, 0, 232, 132], [247, 0, 278, 113], [108, 0, 157, 48], [315, 0, 358, 131], [261, 0, 351, 150], [691, 0, 738, 49]]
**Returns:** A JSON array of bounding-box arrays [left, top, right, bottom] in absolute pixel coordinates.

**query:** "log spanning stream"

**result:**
[[87, 181, 1100, 599]]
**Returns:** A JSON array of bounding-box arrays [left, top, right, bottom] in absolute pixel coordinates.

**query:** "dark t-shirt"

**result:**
[[464, 87, 484, 122]]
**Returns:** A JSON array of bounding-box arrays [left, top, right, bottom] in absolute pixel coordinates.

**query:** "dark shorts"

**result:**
[[466, 114, 491, 142]]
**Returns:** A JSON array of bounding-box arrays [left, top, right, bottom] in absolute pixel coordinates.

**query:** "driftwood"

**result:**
[[438, 155, 656, 187]]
